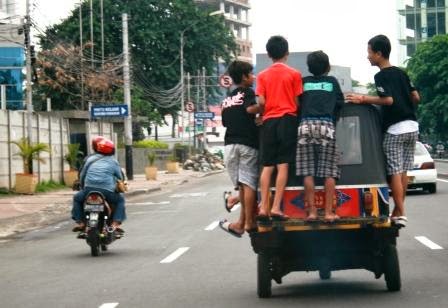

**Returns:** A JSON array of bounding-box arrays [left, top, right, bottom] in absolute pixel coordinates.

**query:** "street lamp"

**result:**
[[180, 10, 224, 142]]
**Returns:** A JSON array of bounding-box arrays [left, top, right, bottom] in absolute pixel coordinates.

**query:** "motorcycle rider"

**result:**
[[436, 141, 445, 159], [71, 136, 126, 234]]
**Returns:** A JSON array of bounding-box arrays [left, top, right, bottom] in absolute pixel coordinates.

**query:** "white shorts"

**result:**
[[224, 144, 259, 191]]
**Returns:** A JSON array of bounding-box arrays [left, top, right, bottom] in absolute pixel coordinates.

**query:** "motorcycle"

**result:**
[[80, 191, 122, 256]]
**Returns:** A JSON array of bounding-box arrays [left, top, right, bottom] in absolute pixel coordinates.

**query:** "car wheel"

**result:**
[[427, 183, 437, 194]]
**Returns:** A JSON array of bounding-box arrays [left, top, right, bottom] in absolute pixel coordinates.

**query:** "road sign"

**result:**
[[91, 105, 129, 118], [219, 74, 233, 88], [185, 101, 195, 112], [194, 112, 215, 119]]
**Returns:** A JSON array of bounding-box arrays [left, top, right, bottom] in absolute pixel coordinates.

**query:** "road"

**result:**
[[1, 173, 448, 307]]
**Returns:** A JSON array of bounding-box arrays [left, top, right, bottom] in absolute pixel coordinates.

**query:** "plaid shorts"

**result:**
[[383, 131, 418, 175], [225, 144, 259, 190], [296, 119, 340, 178]]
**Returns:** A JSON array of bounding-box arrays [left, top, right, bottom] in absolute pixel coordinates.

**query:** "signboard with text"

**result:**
[[91, 105, 129, 118]]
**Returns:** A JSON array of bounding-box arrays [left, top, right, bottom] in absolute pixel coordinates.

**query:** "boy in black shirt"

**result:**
[[346, 35, 420, 227], [296, 51, 344, 221], [219, 61, 260, 237]]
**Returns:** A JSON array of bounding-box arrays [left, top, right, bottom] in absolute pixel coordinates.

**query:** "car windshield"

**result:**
[[415, 142, 428, 156]]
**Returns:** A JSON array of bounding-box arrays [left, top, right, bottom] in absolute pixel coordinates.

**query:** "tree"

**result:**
[[38, 0, 237, 118], [407, 35, 448, 141]]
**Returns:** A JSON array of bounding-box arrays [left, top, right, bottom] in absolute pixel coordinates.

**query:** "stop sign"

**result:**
[[219, 75, 233, 88]]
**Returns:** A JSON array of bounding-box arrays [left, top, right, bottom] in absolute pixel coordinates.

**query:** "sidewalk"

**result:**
[[0, 169, 223, 239]]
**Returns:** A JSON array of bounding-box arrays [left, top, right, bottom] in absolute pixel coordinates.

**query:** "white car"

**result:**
[[407, 141, 438, 193]]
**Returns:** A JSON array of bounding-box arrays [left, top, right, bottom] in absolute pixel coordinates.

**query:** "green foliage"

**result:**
[[132, 122, 146, 142], [366, 83, 377, 96], [133, 140, 169, 149], [407, 35, 448, 141], [11, 138, 51, 174], [36, 180, 66, 193], [167, 153, 178, 162], [147, 151, 156, 166], [64, 143, 83, 170]]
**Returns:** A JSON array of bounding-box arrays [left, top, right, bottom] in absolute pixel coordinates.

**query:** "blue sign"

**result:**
[[91, 105, 129, 118], [194, 112, 215, 119]]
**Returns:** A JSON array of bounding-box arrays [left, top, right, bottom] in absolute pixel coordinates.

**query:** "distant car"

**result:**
[[407, 141, 438, 193]]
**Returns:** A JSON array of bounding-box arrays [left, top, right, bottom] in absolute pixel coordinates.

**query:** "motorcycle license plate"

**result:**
[[84, 204, 104, 212]]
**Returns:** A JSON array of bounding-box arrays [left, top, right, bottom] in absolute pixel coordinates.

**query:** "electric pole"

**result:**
[[122, 13, 133, 180], [25, 0, 33, 143]]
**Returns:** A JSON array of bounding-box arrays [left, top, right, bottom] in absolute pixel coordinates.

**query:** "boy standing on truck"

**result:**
[[256, 35, 303, 219], [219, 60, 260, 236], [296, 51, 344, 222], [346, 34, 420, 227]]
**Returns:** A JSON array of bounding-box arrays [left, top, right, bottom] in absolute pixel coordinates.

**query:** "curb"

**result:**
[[125, 186, 162, 197]]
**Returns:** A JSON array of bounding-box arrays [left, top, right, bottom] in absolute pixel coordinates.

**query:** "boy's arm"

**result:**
[[410, 90, 420, 104], [257, 95, 266, 114], [246, 104, 260, 114], [345, 93, 393, 106]]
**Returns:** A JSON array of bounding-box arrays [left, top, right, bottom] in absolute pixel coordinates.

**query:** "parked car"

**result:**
[[407, 141, 437, 193]]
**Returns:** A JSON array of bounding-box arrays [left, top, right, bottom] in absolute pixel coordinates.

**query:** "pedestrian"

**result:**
[[296, 50, 344, 222], [256, 35, 303, 220], [346, 34, 420, 227], [219, 60, 260, 237]]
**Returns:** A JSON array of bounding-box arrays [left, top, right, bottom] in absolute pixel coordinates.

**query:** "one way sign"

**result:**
[[91, 105, 129, 118]]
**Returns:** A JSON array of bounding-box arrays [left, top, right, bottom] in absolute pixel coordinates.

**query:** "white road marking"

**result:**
[[160, 247, 190, 263], [231, 203, 240, 212], [415, 236, 443, 250], [127, 201, 170, 206], [205, 221, 219, 230], [169, 192, 208, 198], [99, 303, 119, 308], [437, 178, 448, 183]]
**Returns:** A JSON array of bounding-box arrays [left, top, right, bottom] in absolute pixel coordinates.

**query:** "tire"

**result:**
[[319, 269, 331, 280], [383, 244, 401, 291], [257, 253, 272, 298], [87, 229, 100, 257], [101, 244, 108, 251], [427, 183, 437, 194]]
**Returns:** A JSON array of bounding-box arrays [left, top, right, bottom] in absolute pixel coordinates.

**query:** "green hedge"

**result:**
[[133, 140, 169, 149]]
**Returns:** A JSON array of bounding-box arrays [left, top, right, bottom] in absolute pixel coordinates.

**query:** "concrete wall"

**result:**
[[116, 148, 174, 174]]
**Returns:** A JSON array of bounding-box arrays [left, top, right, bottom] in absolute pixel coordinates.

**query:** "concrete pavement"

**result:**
[[0, 169, 223, 239]]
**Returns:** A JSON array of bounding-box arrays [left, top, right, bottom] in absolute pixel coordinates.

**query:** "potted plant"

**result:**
[[145, 151, 158, 180], [63, 143, 83, 187], [11, 138, 51, 194], [165, 153, 179, 173]]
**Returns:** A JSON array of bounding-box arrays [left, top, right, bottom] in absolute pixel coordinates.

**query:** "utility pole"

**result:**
[[100, 0, 104, 67], [25, 0, 33, 143], [79, 1, 85, 110], [180, 32, 185, 142], [89, 0, 94, 68], [202, 67, 207, 151], [122, 13, 133, 180]]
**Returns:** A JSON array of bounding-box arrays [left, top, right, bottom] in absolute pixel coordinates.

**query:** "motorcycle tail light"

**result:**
[[420, 162, 435, 169], [363, 191, 373, 215]]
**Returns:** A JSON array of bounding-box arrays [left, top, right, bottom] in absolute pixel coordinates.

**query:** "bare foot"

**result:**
[[324, 213, 340, 222], [306, 207, 318, 220], [228, 222, 244, 235]]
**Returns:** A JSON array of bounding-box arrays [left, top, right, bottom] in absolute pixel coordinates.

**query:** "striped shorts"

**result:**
[[296, 119, 340, 178], [383, 131, 418, 175]]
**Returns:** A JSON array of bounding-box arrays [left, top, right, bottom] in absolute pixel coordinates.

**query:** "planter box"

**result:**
[[15, 173, 38, 194], [145, 166, 158, 180], [63, 170, 79, 187], [166, 162, 179, 173]]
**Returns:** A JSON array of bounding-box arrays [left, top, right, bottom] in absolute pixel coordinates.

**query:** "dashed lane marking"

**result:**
[[415, 236, 443, 250], [160, 247, 190, 263], [127, 201, 170, 206], [169, 192, 208, 198], [437, 178, 448, 183], [205, 221, 219, 231], [99, 303, 119, 308]]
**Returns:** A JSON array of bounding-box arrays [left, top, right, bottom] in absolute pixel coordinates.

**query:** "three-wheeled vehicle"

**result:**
[[250, 104, 401, 298]]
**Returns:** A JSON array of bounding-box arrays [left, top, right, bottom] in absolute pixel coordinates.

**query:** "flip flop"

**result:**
[[223, 191, 232, 213], [219, 220, 243, 238], [391, 216, 407, 227], [270, 213, 289, 221], [256, 214, 270, 222]]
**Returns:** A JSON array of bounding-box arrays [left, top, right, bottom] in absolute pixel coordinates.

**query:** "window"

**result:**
[[336, 116, 362, 165]]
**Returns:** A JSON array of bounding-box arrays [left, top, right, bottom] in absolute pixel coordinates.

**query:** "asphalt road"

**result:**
[[1, 173, 448, 308]]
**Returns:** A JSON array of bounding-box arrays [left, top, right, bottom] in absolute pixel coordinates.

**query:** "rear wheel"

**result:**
[[87, 229, 100, 257], [319, 269, 331, 280], [257, 253, 272, 298], [383, 244, 401, 291]]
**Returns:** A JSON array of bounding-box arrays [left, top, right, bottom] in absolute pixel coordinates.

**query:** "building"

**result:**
[[256, 52, 353, 93], [397, 0, 448, 64], [194, 0, 252, 62], [0, 0, 24, 109]]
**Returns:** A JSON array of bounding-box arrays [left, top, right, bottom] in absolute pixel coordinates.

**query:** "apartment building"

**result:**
[[195, 0, 252, 62], [398, 0, 448, 64]]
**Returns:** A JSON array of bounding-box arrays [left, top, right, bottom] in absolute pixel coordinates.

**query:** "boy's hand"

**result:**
[[345, 93, 365, 104], [255, 116, 263, 126]]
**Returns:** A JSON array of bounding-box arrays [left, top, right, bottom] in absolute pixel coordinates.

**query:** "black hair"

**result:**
[[266, 35, 289, 60], [227, 60, 253, 85], [368, 34, 391, 59], [307, 50, 330, 76]]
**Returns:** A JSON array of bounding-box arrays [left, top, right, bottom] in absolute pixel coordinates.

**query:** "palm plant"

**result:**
[[147, 151, 156, 166], [11, 138, 51, 174], [64, 143, 83, 170]]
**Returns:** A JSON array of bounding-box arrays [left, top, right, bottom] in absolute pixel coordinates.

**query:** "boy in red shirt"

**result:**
[[256, 36, 303, 219]]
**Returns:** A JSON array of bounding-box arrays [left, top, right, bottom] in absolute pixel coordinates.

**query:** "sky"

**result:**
[[26, 0, 399, 85]]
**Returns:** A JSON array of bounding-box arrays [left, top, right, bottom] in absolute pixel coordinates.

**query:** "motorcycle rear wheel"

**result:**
[[87, 229, 100, 257]]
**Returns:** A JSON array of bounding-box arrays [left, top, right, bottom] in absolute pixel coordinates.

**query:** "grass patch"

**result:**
[[36, 180, 66, 193]]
